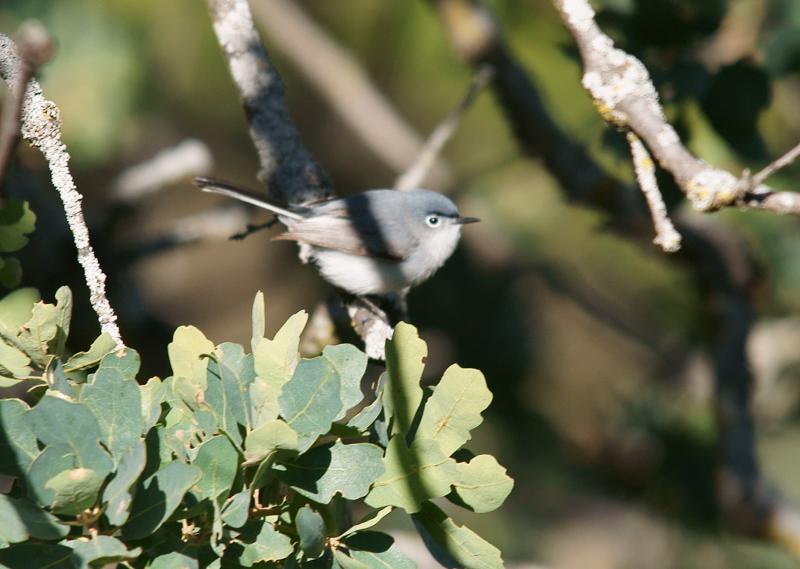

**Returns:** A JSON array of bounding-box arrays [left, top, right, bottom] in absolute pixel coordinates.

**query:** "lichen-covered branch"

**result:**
[[206, 0, 332, 206], [553, 0, 800, 215], [0, 32, 124, 349], [431, 0, 800, 553], [627, 132, 681, 253]]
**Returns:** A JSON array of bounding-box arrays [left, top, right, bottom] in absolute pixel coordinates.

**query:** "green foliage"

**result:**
[[0, 291, 512, 567]]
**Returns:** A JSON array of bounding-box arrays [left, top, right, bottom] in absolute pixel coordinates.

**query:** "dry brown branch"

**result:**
[[0, 30, 124, 349], [394, 64, 494, 192], [432, 0, 800, 553], [553, 0, 800, 215], [250, 0, 452, 190]]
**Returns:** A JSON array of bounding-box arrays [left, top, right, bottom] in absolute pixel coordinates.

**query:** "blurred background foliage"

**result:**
[[3, 0, 800, 567]]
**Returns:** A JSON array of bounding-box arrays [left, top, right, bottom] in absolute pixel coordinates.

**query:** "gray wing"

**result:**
[[274, 191, 417, 261]]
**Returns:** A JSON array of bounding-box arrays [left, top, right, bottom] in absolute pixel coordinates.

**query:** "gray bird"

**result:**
[[194, 177, 478, 295]]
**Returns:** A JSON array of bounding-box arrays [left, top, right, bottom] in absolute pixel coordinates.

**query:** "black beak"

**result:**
[[456, 216, 480, 225]]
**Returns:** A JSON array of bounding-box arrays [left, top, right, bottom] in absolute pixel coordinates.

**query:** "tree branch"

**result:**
[[394, 64, 494, 192], [206, 0, 332, 206], [0, 31, 124, 349], [552, 0, 800, 215], [431, 0, 800, 552]]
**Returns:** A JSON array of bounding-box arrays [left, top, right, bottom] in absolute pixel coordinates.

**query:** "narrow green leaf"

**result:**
[[80, 349, 145, 460], [275, 441, 384, 504], [279, 357, 342, 452], [102, 440, 146, 526], [347, 373, 386, 432], [450, 454, 513, 513], [338, 507, 393, 539], [64, 535, 141, 568], [296, 505, 327, 560], [52, 286, 72, 356], [251, 290, 266, 352], [365, 437, 457, 513], [0, 399, 38, 476], [45, 467, 104, 515], [140, 376, 166, 430], [210, 342, 255, 431], [412, 501, 504, 569], [322, 344, 367, 420], [203, 370, 243, 446], [238, 520, 294, 566], [63, 333, 117, 372], [383, 323, 426, 438], [243, 419, 297, 465], [192, 435, 239, 506], [122, 461, 202, 540], [416, 365, 492, 455]]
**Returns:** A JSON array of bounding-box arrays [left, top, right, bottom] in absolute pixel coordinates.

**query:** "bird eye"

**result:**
[[425, 215, 441, 228]]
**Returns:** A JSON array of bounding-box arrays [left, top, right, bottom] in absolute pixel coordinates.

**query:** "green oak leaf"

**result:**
[[221, 489, 251, 529], [338, 506, 393, 539], [27, 395, 113, 476], [0, 398, 38, 476], [80, 349, 145, 460], [209, 342, 256, 431], [0, 338, 31, 378], [17, 300, 58, 367], [253, 309, 307, 390], [279, 356, 342, 452], [344, 531, 415, 569], [64, 535, 141, 568], [0, 199, 35, 253], [450, 454, 513, 513], [239, 520, 294, 566], [192, 435, 239, 506], [122, 461, 202, 540], [140, 376, 166, 430], [416, 364, 492, 455], [322, 344, 367, 420], [45, 467, 104, 515], [0, 287, 38, 339], [52, 286, 72, 356], [168, 325, 214, 406], [365, 436, 457, 513], [251, 291, 266, 352], [63, 333, 118, 372], [102, 440, 146, 526], [412, 501, 504, 569], [243, 419, 297, 465], [296, 505, 327, 560], [383, 322, 426, 438], [0, 494, 67, 545], [274, 441, 384, 504], [0, 543, 74, 569]]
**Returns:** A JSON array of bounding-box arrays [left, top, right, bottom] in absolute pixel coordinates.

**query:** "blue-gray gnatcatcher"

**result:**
[[194, 177, 478, 295]]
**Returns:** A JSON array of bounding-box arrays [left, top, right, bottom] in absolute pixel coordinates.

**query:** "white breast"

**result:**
[[311, 249, 411, 295]]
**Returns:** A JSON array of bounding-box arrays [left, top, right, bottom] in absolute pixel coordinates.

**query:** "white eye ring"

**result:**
[[425, 215, 441, 228]]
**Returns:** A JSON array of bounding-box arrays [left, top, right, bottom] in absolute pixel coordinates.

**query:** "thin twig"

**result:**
[[552, 0, 800, 216], [626, 132, 681, 253], [0, 31, 124, 349], [0, 21, 53, 197], [394, 64, 494, 192], [749, 141, 800, 189]]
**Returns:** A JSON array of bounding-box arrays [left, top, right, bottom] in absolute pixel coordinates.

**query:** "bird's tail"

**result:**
[[193, 176, 305, 221]]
